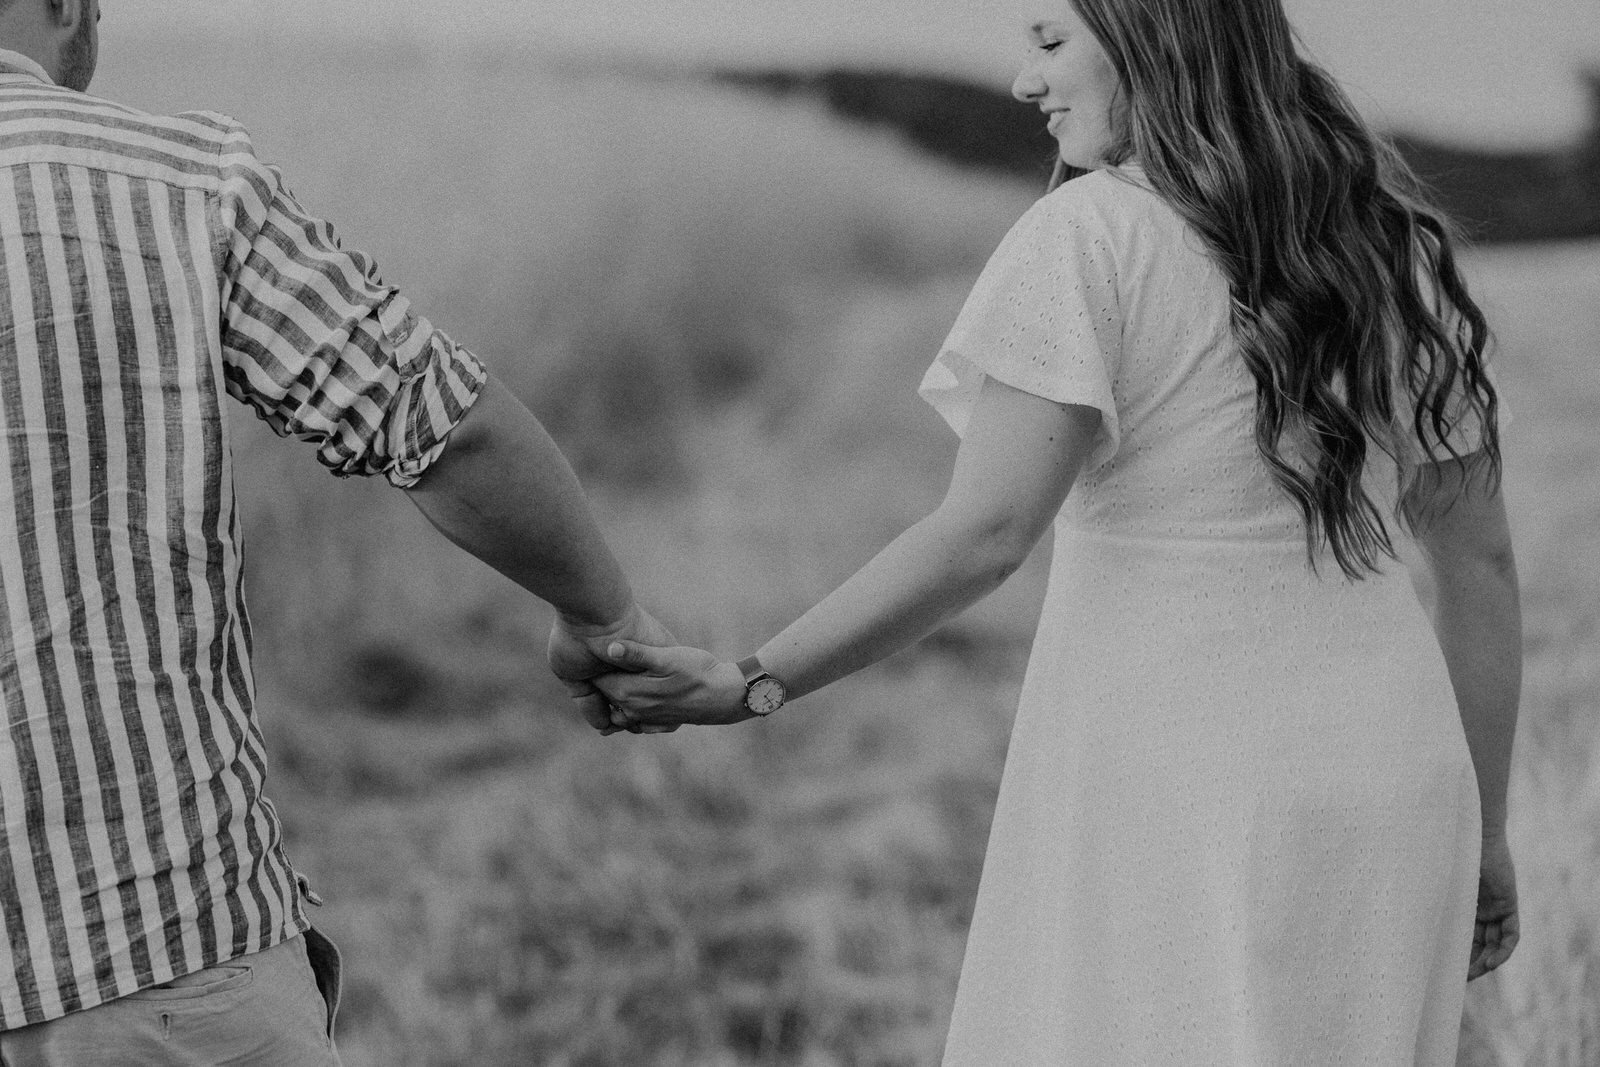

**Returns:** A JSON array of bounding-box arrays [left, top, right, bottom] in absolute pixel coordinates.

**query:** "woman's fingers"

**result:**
[[1486, 914, 1519, 972], [1469, 923, 1494, 980], [578, 650, 696, 736], [1470, 840, 1519, 981], [1467, 915, 1520, 980], [604, 702, 678, 733], [563, 681, 618, 733], [591, 644, 736, 728], [594, 672, 661, 709]]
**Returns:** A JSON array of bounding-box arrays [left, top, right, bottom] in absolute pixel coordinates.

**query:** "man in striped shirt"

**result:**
[[0, 1, 674, 1060]]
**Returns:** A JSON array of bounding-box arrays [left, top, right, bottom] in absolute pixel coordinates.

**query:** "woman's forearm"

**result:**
[[591, 386, 1099, 727], [1428, 550, 1522, 831], [756, 507, 1034, 701], [754, 387, 1100, 703]]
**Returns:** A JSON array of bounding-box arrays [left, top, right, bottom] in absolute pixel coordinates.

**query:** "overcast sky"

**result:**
[[114, 0, 1600, 149]]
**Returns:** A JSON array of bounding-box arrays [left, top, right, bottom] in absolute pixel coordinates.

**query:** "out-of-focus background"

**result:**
[[88, 2, 1600, 1063]]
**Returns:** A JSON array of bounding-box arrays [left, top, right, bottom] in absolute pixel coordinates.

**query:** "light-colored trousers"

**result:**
[[0, 930, 342, 1066]]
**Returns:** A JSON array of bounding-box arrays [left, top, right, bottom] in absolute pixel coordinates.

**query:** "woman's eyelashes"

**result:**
[[1027, 21, 1065, 52]]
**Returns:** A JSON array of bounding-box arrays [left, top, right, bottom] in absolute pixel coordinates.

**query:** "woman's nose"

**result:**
[[1013, 68, 1045, 103]]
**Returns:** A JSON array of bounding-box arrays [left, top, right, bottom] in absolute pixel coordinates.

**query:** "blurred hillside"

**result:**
[[717, 67, 1600, 243]]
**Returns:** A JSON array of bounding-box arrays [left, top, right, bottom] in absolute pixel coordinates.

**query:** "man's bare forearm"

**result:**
[[405, 374, 634, 627]]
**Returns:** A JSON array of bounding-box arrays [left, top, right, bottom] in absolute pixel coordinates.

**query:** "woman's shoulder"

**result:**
[[1039, 163, 1160, 215], [1011, 163, 1169, 252], [982, 165, 1176, 291]]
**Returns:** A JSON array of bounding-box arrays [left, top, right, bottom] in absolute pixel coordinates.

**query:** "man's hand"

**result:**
[[547, 606, 680, 735], [592, 641, 754, 729]]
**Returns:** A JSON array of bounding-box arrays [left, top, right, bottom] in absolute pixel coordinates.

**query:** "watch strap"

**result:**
[[737, 655, 767, 683]]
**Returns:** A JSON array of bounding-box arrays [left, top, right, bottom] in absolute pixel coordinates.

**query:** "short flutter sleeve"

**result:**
[[919, 181, 1123, 471]]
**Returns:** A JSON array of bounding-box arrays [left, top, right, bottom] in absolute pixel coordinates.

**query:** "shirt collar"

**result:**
[[0, 48, 55, 86]]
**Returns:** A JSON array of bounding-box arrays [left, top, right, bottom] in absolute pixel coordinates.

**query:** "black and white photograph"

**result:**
[[0, 0, 1595, 1063]]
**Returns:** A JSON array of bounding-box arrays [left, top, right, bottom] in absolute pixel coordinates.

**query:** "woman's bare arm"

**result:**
[[1403, 452, 1522, 832], [595, 377, 1104, 724]]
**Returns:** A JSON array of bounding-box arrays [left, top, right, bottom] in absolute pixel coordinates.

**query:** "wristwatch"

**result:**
[[737, 655, 787, 716]]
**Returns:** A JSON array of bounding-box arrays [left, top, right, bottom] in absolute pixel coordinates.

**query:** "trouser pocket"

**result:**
[[302, 926, 343, 1040]]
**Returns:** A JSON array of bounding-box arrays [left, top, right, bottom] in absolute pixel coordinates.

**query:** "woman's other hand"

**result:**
[[1468, 831, 1519, 980], [594, 641, 753, 728]]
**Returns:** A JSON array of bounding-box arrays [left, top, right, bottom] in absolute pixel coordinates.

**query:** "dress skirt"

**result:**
[[939, 527, 1481, 1066]]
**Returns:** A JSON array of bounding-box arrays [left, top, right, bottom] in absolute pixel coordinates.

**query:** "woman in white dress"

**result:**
[[585, 0, 1522, 1061]]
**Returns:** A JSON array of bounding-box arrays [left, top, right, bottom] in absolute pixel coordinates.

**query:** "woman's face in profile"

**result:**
[[1012, 5, 1124, 170]]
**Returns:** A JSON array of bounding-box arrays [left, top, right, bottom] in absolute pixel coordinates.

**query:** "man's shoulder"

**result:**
[[0, 83, 249, 176]]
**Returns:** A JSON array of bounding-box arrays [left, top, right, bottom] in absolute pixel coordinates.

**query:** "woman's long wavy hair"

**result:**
[[1064, 0, 1501, 579]]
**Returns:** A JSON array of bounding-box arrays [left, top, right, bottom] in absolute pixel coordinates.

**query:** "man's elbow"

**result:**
[[404, 376, 507, 494], [438, 374, 507, 459]]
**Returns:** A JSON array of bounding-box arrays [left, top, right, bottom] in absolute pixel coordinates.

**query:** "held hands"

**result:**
[[546, 604, 682, 735], [592, 641, 754, 730], [1469, 830, 1519, 981]]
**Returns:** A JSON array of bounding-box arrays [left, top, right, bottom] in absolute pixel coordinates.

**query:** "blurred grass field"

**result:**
[[96, 38, 1600, 1066]]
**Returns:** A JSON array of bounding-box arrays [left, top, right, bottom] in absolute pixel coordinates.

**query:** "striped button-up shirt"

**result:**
[[0, 52, 487, 1027]]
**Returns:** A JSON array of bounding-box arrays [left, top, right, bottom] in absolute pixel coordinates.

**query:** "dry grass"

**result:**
[[91, 38, 1600, 1066]]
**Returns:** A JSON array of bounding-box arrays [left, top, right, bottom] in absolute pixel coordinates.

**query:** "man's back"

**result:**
[[0, 3, 681, 1057], [0, 65, 485, 1027]]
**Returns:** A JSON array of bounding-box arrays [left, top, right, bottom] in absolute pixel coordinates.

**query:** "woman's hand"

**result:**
[[1469, 831, 1519, 980], [592, 641, 754, 728], [547, 606, 680, 735]]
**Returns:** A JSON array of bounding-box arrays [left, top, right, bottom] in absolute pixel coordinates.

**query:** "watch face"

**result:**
[[745, 677, 786, 715]]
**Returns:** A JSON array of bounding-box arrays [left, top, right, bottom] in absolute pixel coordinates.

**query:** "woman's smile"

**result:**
[[1013, 9, 1123, 168]]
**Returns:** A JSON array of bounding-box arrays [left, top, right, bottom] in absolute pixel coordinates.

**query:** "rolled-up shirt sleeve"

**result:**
[[213, 118, 487, 488]]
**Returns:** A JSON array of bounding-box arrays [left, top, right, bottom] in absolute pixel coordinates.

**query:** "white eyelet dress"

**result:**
[[919, 164, 1482, 1066]]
